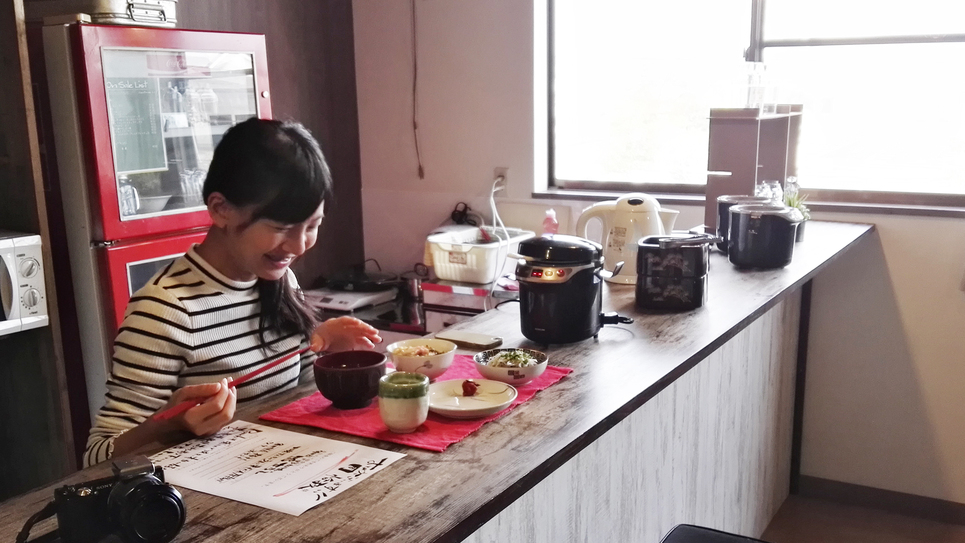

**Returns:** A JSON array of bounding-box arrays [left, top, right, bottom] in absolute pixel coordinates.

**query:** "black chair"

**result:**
[[660, 524, 771, 543]]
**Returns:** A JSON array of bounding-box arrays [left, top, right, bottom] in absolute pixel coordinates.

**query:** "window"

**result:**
[[551, 0, 965, 204]]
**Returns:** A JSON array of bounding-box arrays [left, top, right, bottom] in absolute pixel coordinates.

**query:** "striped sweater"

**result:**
[[85, 246, 315, 466]]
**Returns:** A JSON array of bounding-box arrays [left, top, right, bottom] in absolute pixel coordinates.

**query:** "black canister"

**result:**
[[728, 204, 804, 269], [716, 195, 772, 253], [635, 233, 715, 311]]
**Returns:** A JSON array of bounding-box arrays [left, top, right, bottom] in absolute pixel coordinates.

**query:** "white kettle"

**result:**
[[575, 193, 679, 284]]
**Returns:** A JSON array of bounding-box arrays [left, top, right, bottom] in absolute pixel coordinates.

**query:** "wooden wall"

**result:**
[[0, 0, 75, 500], [179, 0, 366, 287]]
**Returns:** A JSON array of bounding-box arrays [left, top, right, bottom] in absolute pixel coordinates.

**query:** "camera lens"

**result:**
[[122, 485, 186, 542], [110, 477, 186, 543]]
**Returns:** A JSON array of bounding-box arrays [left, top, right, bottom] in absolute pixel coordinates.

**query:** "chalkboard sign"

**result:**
[[105, 77, 168, 175]]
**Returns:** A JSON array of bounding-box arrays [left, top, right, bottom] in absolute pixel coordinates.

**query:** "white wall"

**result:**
[[802, 212, 965, 502], [352, 0, 965, 504]]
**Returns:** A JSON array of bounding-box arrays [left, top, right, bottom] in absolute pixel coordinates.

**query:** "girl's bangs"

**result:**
[[254, 176, 325, 224]]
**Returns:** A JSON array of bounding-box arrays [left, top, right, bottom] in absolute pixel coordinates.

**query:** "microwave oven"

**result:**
[[0, 231, 49, 336]]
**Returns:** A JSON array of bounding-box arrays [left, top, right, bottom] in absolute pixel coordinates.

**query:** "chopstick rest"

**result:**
[[153, 346, 312, 422]]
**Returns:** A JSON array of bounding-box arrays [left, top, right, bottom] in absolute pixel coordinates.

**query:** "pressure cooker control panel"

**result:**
[[516, 262, 596, 283]]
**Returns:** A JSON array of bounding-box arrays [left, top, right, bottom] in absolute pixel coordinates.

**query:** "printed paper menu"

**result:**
[[151, 420, 405, 516]]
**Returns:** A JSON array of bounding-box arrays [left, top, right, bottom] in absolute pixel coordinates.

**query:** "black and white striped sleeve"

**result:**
[[84, 286, 191, 466]]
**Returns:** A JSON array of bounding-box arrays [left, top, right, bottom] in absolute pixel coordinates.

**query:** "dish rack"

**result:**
[[426, 226, 535, 284]]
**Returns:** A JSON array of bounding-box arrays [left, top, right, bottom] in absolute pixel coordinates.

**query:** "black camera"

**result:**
[[53, 456, 186, 543]]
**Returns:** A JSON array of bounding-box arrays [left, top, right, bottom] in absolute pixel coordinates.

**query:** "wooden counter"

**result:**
[[0, 221, 874, 543]]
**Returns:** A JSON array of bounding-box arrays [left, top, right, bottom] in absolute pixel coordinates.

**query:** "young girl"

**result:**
[[85, 118, 381, 466]]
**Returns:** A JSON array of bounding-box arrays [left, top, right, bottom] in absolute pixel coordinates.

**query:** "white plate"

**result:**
[[428, 379, 518, 419]]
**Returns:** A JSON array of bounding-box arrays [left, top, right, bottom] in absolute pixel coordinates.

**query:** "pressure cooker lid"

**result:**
[[730, 203, 804, 223], [638, 232, 719, 249], [717, 194, 772, 205], [517, 234, 602, 264]]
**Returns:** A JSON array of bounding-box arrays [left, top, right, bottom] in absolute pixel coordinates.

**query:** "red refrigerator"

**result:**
[[38, 22, 272, 422]]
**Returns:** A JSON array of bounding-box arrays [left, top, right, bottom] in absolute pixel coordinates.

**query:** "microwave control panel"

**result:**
[[0, 232, 49, 335]]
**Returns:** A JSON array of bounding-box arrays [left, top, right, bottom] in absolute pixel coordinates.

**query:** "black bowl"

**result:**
[[313, 351, 387, 409]]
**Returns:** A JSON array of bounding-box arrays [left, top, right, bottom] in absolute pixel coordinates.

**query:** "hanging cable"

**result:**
[[411, 0, 425, 179]]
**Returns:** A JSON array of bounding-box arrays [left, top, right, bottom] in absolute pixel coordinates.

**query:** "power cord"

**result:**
[[362, 258, 383, 272], [450, 202, 479, 226], [494, 298, 519, 310], [486, 175, 511, 310]]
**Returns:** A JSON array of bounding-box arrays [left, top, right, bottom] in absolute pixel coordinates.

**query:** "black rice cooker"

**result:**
[[716, 194, 772, 253], [515, 235, 632, 344], [728, 204, 804, 269]]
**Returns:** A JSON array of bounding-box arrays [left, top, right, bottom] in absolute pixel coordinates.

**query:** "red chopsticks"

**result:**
[[153, 346, 312, 422]]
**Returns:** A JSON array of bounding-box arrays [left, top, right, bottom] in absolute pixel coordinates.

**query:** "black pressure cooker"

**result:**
[[514, 235, 633, 344]]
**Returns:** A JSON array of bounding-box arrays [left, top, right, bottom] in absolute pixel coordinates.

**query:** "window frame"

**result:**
[[547, 0, 965, 210]]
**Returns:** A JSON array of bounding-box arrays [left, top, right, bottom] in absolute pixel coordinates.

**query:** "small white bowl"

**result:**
[[138, 195, 172, 213], [473, 348, 548, 386], [385, 338, 457, 381]]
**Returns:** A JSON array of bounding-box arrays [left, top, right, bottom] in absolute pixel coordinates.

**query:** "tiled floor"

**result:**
[[762, 496, 965, 543]]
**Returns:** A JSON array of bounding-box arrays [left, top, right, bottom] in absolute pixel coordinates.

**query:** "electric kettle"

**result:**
[[575, 193, 679, 284]]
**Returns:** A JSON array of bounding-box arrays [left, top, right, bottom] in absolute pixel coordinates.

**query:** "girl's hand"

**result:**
[[113, 380, 236, 458], [311, 316, 382, 352], [161, 379, 237, 436]]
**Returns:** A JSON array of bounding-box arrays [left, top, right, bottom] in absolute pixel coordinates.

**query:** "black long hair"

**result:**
[[203, 117, 333, 347]]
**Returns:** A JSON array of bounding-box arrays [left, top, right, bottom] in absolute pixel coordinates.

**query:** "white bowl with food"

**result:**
[[385, 338, 458, 381], [473, 348, 548, 386]]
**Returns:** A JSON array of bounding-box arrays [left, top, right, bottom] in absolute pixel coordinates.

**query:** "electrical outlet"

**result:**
[[494, 167, 509, 184]]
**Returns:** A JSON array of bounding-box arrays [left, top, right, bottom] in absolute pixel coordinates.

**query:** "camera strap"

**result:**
[[16, 500, 58, 543]]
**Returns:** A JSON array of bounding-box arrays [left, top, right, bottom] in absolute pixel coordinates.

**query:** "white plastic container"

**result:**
[[426, 225, 535, 284]]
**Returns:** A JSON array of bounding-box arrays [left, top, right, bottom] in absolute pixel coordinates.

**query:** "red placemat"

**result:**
[[259, 355, 572, 452]]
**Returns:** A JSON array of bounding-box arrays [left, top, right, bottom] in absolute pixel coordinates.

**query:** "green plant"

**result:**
[[784, 192, 811, 220]]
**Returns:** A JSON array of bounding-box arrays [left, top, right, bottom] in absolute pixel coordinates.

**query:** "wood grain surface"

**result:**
[[468, 294, 798, 542], [0, 221, 873, 543], [0, 0, 76, 499]]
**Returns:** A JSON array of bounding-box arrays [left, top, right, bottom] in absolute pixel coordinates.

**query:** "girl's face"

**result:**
[[222, 201, 325, 282]]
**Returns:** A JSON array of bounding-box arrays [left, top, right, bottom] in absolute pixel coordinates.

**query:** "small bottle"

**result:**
[[767, 180, 784, 204], [784, 176, 800, 200], [541, 208, 559, 235], [166, 82, 183, 113], [198, 83, 219, 117], [184, 86, 201, 124]]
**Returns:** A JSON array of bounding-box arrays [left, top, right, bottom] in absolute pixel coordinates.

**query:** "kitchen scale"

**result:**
[[309, 287, 399, 311]]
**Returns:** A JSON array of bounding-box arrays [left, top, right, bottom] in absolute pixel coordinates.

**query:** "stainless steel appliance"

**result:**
[[515, 235, 632, 344], [25, 0, 179, 28]]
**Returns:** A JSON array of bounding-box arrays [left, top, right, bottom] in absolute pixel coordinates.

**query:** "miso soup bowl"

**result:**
[[313, 350, 387, 409]]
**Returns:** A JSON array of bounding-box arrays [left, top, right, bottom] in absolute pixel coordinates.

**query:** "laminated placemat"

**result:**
[[259, 354, 572, 452]]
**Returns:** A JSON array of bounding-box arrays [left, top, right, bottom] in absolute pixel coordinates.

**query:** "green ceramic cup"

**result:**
[[378, 372, 429, 433]]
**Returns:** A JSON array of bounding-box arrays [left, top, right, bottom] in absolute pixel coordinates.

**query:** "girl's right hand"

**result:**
[[112, 379, 237, 459], [161, 379, 237, 437]]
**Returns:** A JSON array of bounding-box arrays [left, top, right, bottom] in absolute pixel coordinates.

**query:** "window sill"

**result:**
[[534, 188, 965, 219]]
